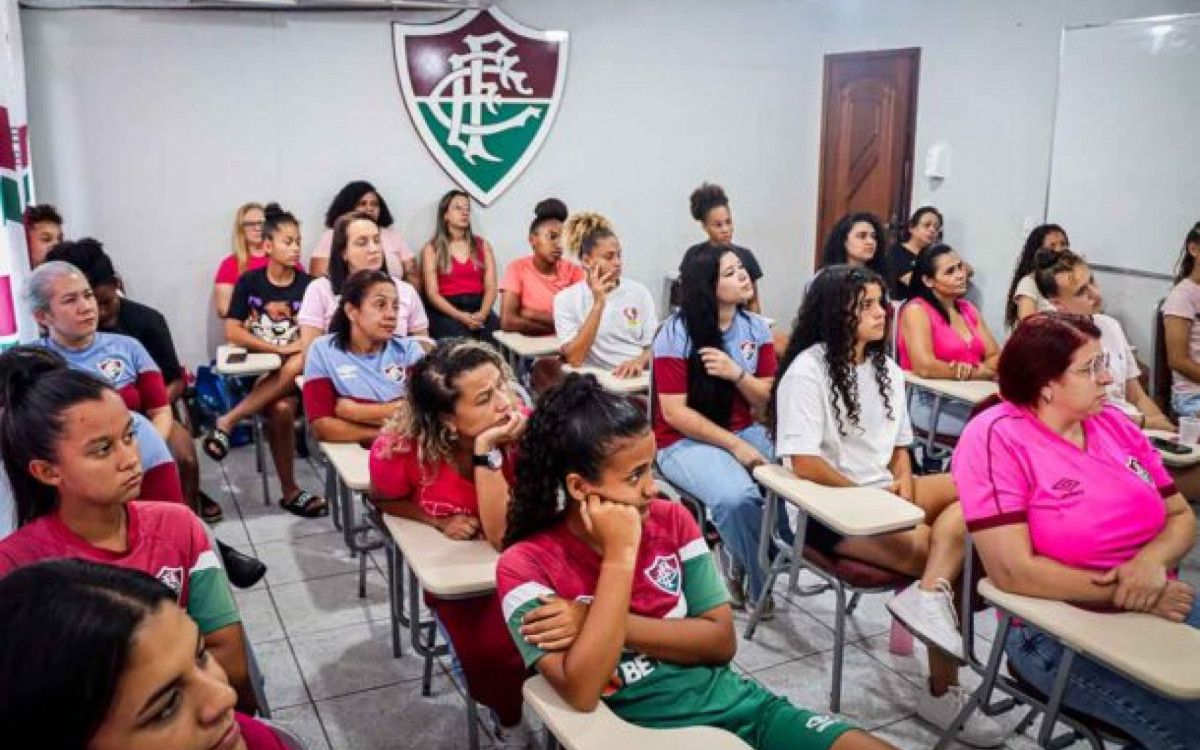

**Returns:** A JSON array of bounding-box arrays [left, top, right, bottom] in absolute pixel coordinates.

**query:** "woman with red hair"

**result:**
[[953, 313, 1200, 747]]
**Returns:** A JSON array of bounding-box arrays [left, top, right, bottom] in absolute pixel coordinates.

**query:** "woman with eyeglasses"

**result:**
[[953, 312, 1199, 748], [1163, 222, 1200, 419]]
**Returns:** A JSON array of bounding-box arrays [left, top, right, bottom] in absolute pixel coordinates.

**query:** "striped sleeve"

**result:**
[[497, 546, 558, 668], [669, 503, 728, 615], [184, 516, 241, 634]]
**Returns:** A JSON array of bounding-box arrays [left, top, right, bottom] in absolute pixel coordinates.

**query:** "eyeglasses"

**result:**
[[242, 221, 265, 229], [1067, 351, 1111, 383]]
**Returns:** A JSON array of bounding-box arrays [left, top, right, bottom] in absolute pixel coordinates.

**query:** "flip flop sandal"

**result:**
[[202, 428, 231, 462], [199, 492, 224, 523], [280, 490, 328, 519]]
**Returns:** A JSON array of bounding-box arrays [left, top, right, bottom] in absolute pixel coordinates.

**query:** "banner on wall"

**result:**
[[392, 8, 569, 206], [0, 4, 34, 349]]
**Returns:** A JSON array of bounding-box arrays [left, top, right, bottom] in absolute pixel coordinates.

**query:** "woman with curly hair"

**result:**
[[819, 212, 888, 274], [1003, 223, 1070, 328], [367, 338, 569, 747], [498, 374, 896, 750], [554, 212, 657, 377], [769, 267, 1003, 747], [653, 244, 783, 618], [308, 180, 418, 289], [682, 182, 763, 313]]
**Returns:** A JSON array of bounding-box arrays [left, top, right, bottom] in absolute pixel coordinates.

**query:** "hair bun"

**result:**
[[263, 202, 286, 220], [534, 198, 568, 223], [0, 347, 67, 409], [689, 182, 728, 222], [1032, 246, 1061, 270], [562, 212, 613, 255]]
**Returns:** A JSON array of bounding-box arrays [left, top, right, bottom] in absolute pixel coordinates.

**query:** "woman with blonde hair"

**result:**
[[212, 202, 264, 317], [420, 190, 499, 340]]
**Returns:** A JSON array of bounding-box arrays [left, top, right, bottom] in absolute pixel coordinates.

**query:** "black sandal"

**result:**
[[199, 492, 224, 523], [280, 490, 328, 519], [202, 428, 231, 462]]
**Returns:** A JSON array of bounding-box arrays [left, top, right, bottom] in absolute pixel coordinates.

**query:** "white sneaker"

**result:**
[[886, 579, 963, 659], [917, 685, 1009, 748], [493, 720, 533, 749]]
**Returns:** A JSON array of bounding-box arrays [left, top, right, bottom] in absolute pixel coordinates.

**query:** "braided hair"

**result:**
[[504, 374, 649, 549], [768, 266, 894, 437]]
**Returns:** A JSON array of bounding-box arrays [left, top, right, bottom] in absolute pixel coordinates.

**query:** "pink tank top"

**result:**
[[898, 297, 986, 370], [436, 237, 487, 297]]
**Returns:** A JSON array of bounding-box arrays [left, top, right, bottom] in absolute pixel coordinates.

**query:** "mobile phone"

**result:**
[[226, 351, 248, 365], [1149, 435, 1191, 455]]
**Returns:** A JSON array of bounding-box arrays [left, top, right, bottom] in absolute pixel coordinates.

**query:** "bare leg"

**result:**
[[215, 354, 304, 436], [167, 421, 201, 514], [910, 473, 958, 524], [266, 396, 299, 501]]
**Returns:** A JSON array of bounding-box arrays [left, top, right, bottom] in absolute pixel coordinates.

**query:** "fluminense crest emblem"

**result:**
[[393, 9, 569, 205]]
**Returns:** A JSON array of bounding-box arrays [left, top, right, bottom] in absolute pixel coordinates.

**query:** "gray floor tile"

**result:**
[[317, 678, 493, 750], [752, 643, 918, 728], [255, 639, 310, 710], [256, 530, 363, 585], [290, 620, 429, 701], [209, 515, 252, 548], [270, 569, 391, 638], [268, 702, 332, 750], [234, 586, 286, 644], [731, 600, 837, 673], [785, 579, 898, 643]]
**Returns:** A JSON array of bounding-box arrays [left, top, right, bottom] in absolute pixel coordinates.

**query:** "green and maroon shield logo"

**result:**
[[393, 9, 569, 206]]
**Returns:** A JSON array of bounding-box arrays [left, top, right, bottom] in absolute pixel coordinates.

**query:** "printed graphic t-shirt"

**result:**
[[226, 267, 311, 347]]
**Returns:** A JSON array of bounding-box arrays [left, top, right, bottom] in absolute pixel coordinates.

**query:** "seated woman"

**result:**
[[769, 266, 1004, 747], [682, 182, 764, 312], [555, 212, 657, 377], [420, 190, 499, 341], [28, 261, 175, 444], [370, 338, 562, 746], [884, 206, 942, 301], [302, 270, 425, 444], [307, 180, 419, 289], [1003, 223, 1070, 329], [0, 560, 289, 749], [1163, 222, 1200, 418], [23, 203, 63, 269], [898, 244, 1001, 442], [46, 239, 224, 522], [205, 203, 325, 519], [498, 375, 896, 750], [653, 244, 783, 617], [953, 313, 1199, 748], [297, 211, 428, 351], [212, 203, 266, 319], [818, 212, 888, 274], [0, 353, 254, 713], [499, 198, 583, 335]]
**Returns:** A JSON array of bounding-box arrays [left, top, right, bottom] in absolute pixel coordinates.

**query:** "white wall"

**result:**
[[22, 0, 1200, 366]]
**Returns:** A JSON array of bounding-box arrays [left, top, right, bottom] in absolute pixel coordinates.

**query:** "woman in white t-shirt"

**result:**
[[308, 181, 419, 290], [768, 266, 1004, 747], [1003, 223, 1069, 329]]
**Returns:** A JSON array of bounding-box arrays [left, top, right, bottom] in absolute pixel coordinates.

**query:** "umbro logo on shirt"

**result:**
[[1051, 478, 1082, 496]]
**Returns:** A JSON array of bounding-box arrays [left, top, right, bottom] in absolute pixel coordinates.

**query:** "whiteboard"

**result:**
[[1046, 14, 1200, 277]]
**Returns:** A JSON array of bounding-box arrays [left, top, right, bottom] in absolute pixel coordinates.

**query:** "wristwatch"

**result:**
[[472, 448, 503, 471]]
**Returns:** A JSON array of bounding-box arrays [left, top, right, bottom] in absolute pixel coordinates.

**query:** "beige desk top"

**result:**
[[523, 676, 753, 750], [753, 464, 924, 537], [320, 441, 371, 492], [563, 365, 650, 394], [215, 345, 282, 377], [904, 372, 998, 405], [492, 331, 561, 359], [381, 514, 497, 597], [980, 578, 1200, 700]]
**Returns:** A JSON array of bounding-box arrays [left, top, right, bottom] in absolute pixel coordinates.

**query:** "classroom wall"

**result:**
[[22, 0, 1197, 366]]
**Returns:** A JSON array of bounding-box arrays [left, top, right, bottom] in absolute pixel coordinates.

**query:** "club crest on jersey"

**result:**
[[392, 8, 569, 205], [156, 566, 184, 595], [1126, 456, 1153, 486], [623, 307, 640, 327], [644, 554, 681, 595], [97, 357, 127, 383], [384, 363, 406, 384], [739, 340, 757, 361]]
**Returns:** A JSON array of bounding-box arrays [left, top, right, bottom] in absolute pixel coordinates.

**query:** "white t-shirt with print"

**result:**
[[775, 344, 913, 487], [1093, 313, 1141, 416], [553, 279, 658, 371]]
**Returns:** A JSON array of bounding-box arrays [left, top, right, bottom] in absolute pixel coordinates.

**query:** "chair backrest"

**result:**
[[1152, 298, 1174, 417]]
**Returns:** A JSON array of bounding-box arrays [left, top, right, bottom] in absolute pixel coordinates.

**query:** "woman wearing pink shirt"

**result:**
[[297, 212, 428, 351], [898, 244, 1001, 443], [953, 313, 1199, 748], [498, 198, 583, 335], [212, 203, 265, 318], [307, 181, 418, 290]]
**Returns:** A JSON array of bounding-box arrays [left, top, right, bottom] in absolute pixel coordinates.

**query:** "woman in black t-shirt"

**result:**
[[885, 206, 942, 301], [682, 183, 764, 313]]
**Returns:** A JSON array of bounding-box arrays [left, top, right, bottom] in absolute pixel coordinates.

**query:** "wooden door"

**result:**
[[814, 48, 920, 267]]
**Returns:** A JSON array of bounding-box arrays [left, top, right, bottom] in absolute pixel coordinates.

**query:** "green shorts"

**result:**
[[606, 663, 856, 750]]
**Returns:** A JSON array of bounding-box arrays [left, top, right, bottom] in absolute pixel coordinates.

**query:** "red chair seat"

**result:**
[[802, 546, 912, 589]]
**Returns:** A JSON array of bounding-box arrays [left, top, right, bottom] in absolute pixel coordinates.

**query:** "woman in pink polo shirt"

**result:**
[[498, 198, 583, 335], [898, 244, 1000, 445], [953, 313, 1199, 748]]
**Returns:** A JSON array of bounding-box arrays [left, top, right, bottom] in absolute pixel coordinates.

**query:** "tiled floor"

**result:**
[[203, 445, 1199, 750]]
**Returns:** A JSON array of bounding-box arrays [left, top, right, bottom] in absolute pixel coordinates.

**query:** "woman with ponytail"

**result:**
[[653, 243, 784, 618], [499, 374, 894, 750], [0, 347, 255, 714], [301, 270, 425, 444], [554, 212, 657, 376], [499, 198, 584, 335]]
